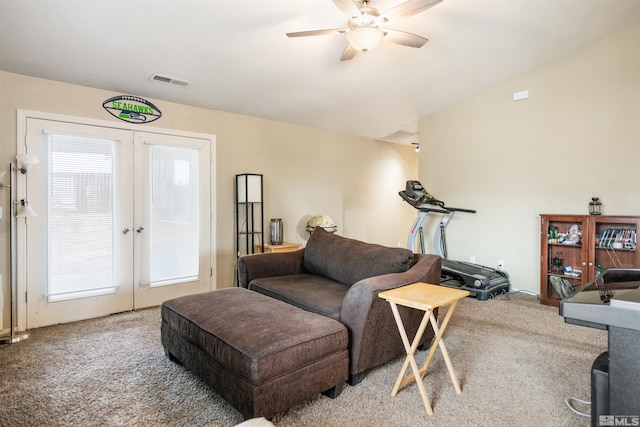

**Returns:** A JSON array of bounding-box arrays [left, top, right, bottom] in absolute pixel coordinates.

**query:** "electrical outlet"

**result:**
[[498, 259, 505, 269], [470, 256, 476, 264]]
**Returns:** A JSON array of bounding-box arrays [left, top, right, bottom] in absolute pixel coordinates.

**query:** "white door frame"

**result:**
[[15, 109, 216, 331]]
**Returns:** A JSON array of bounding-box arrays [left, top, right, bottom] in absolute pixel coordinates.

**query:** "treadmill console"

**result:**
[[399, 180, 445, 209]]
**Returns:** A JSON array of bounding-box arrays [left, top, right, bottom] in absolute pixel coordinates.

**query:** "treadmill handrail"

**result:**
[[445, 207, 477, 214], [418, 207, 450, 214], [399, 190, 476, 214]]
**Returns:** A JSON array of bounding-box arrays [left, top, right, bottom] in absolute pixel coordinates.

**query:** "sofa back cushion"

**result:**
[[303, 228, 415, 286]]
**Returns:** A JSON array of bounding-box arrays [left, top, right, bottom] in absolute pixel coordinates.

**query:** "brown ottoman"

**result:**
[[161, 287, 349, 420]]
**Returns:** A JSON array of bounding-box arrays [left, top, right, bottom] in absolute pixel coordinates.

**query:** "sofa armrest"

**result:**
[[236, 249, 306, 288], [340, 254, 442, 376]]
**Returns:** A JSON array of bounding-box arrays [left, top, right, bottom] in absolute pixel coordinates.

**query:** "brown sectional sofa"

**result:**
[[237, 227, 442, 385], [161, 228, 443, 420]]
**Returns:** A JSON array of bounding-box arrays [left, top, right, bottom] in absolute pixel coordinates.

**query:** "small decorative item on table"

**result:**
[[306, 215, 338, 234], [270, 218, 283, 245]]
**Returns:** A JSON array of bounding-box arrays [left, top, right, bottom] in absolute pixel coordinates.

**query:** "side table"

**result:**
[[255, 242, 302, 253], [378, 282, 469, 415]]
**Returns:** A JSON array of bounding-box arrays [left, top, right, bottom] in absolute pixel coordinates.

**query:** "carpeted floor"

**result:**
[[0, 292, 605, 426]]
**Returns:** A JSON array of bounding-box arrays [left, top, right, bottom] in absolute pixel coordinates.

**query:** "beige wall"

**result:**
[[0, 71, 418, 323], [419, 23, 640, 293], [4, 22, 636, 315]]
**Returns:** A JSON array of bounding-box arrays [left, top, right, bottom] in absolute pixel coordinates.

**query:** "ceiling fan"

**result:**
[[286, 0, 443, 61]]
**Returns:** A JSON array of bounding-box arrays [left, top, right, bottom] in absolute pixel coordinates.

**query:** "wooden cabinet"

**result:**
[[540, 214, 639, 306]]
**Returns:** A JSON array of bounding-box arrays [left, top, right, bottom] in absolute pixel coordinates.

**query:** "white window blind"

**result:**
[[146, 144, 200, 287], [48, 134, 117, 301]]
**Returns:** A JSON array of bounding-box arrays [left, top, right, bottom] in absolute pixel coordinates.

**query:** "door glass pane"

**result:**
[[48, 134, 117, 301], [146, 144, 199, 287]]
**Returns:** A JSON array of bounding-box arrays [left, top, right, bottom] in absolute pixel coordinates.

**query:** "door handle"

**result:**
[[136, 227, 144, 233], [122, 228, 130, 234]]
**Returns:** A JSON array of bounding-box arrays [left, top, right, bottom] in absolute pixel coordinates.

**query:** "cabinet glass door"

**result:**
[[540, 215, 589, 306], [591, 216, 639, 275]]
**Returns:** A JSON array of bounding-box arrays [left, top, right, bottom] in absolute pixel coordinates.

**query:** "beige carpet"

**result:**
[[0, 292, 605, 426]]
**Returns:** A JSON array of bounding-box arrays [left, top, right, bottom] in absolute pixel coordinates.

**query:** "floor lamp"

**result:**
[[0, 153, 38, 344]]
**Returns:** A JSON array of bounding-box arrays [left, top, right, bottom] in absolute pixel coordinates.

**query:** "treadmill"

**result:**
[[400, 180, 511, 300]]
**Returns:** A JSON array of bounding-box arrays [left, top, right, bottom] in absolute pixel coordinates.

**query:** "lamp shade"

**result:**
[[16, 200, 37, 217], [236, 174, 262, 203], [347, 26, 384, 52], [16, 153, 39, 174]]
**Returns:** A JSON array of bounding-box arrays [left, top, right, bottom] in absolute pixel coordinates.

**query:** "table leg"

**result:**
[[391, 306, 431, 394], [420, 300, 462, 394], [388, 302, 434, 415]]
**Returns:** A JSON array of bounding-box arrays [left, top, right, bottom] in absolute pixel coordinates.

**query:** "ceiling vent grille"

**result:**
[[150, 74, 191, 88], [377, 130, 419, 145]]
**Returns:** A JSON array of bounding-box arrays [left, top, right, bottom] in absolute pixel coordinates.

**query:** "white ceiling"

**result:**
[[1, 0, 640, 144]]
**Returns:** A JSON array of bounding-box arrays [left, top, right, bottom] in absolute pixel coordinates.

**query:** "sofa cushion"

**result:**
[[249, 274, 349, 320], [303, 228, 415, 286]]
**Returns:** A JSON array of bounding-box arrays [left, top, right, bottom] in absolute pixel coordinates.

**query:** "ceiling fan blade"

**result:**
[[383, 29, 429, 48], [340, 44, 358, 61], [383, 0, 443, 23], [332, 0, 361, 17], [286, 28, 347, 38]]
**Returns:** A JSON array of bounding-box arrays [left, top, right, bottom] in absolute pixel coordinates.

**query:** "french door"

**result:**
[[22, 117, 212, 328]]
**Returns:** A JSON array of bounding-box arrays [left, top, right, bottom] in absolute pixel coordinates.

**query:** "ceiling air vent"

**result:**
[[150, 74, 191, 88], [377, 130, 419, 145]]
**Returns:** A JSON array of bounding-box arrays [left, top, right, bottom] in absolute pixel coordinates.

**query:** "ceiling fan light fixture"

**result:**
[[347, 26, 384, 52]]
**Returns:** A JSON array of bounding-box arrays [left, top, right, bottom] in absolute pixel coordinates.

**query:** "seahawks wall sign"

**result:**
[[103, 95, 162, 124]]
